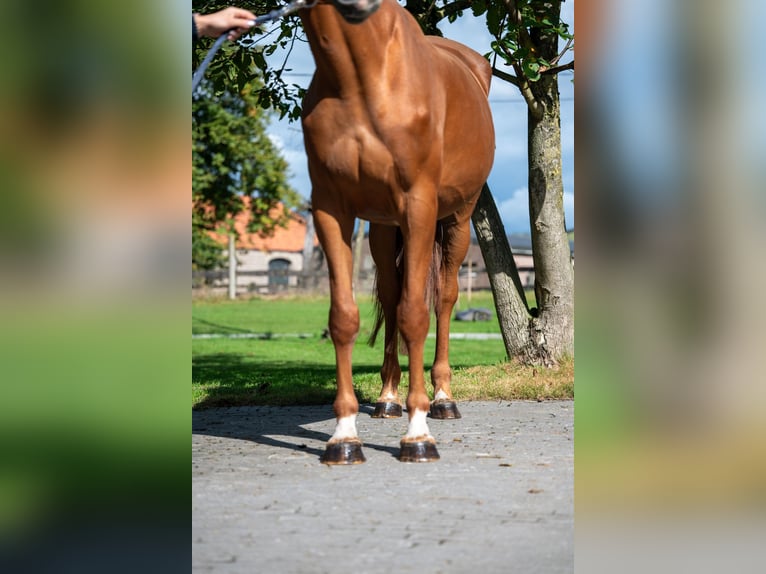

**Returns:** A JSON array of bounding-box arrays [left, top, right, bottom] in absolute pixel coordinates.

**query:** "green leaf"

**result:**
[[522, 60, 541, 81], [471, 0, 487, 18], [486, 3, 503, 37]]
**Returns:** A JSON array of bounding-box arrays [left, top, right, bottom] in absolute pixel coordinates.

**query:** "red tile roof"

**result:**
[[207, 201, 317, 252]]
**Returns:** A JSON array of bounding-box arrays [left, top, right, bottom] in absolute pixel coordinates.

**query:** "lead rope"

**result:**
[[192, 0, 316, 94]]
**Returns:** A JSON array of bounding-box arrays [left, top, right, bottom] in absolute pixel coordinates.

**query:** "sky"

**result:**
[[262, 1, 574, 235]]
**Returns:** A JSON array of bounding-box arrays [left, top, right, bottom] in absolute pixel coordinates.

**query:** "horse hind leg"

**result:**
[[368, 224, 403, 418], [429, 218, 472, 420]]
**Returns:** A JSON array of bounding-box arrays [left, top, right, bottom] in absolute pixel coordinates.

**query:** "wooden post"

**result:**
[[301, 210, 315, 290], [467, 255, 473, 303], [351, 219, 366, 300], [228, 234, 237, 300]]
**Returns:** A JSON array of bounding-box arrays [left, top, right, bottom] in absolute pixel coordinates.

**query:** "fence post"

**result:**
[[467, 255, 473, 303], [228, 234, 237, 300], [301, 210, 315, 290], [352, 219, 366, 299]]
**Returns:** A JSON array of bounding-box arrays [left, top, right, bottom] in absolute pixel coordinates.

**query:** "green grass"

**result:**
[[192, 292, 572, 408], [192, 291, 509, 336]]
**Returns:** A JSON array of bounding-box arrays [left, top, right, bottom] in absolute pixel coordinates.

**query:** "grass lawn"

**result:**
[[192, 292, 572, 408]]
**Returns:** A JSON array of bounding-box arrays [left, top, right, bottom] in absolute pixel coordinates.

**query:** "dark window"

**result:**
[[268, 258, 291, 291]]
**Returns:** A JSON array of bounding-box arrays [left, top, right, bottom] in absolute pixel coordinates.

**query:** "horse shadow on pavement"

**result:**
[[192, 353, 401, 461]]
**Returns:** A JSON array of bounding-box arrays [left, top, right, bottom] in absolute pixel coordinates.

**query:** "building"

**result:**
[[207, 203, 319, 295], [201, 205, 571, 297]]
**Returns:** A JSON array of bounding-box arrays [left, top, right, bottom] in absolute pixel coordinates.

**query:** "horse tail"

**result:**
[[430, 221, 444, 319], [368, 229, 403, 348], [368, 224, 443, 350]]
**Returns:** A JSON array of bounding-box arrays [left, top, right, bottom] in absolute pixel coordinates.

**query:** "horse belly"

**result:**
[[427, 44, 495, 204], [439, 101, 494, 206]]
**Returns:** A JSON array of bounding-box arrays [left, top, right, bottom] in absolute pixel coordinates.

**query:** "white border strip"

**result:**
[[192, 332, 502, 340]]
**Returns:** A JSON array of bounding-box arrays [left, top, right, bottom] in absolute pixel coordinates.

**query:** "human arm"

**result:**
[[193, 7, 257, 41]]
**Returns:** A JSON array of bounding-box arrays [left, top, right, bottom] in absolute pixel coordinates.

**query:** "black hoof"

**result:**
[[399, 440, 440, 462], [429, 400, 462, 419], [320, 440, 366, 465], [371, 402, 403, 418]]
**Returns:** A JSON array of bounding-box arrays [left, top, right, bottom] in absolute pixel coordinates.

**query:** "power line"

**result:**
[[490, 97, 574, 104], [273, 74, 573, 104]]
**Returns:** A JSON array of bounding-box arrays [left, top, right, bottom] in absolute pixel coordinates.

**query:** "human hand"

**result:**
[[194, 7, 257, 41]]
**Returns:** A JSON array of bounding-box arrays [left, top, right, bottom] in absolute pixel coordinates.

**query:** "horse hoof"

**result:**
[[321, 441, 366, 465], [371, 402, 403, 418], [429, 400, 462, 419], [399, 440, 440, 462]]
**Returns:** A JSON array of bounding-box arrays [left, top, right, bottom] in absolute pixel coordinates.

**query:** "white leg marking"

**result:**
[[434, 389, 449, 401], [330, 415, 358, 442], [405, 410, 432, 440], [381, 390, 398, 401]]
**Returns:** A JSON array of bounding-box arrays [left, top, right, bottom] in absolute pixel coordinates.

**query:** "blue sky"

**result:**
[[263, 1, 574, 235]]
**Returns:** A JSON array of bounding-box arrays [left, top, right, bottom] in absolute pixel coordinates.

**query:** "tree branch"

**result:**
[[491, 67, 519, 87], [504, 0, 537, 54], [505, 0, 522, 26], [540, 60, 574, 76], [513, 64, 543, 120], [493, 65, 543, 119], [492, 31, 543, 120], [548, 37, 574, 68]]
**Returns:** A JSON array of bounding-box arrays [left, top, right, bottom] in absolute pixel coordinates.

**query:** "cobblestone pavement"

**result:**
[[193, 400, 573, 573]]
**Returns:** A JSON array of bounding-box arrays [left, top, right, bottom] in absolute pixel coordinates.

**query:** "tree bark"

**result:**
[[525, 71, 574, 364], [474, 0, 574, 366], [472, 184, 531, 357]]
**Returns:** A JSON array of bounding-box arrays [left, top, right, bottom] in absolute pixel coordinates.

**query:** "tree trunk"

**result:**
[[472, 184, 531, 356], [525, 74, 574, 364]]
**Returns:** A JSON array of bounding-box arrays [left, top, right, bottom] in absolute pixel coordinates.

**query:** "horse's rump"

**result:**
[[427, 36, 492, 96]]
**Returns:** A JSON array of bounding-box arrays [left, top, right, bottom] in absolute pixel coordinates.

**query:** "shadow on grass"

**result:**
[[192, 351, 491, 462], [193, 352, 382, 409], [192, 317, 254, 335], [193, 351, 484, 410]]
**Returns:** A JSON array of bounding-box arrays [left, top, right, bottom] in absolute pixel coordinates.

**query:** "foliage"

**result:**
[[411, 1, 574, 107], [192, 0, 307, 120], [192, 2, 307, 270], [192, 77, 301, 268], [476, 0, 574, 82], [192, 1, 574, 120], [192, 226, 226, 270]]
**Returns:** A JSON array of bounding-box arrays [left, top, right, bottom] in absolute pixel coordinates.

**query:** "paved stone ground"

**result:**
[[193, 400, 573, 573]]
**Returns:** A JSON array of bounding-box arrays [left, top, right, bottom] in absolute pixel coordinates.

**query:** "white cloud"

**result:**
[[267, 132, 284, 151], [564, 191, 575, 230], [497, 188, 532, 234], [494, 187, 575, 234]]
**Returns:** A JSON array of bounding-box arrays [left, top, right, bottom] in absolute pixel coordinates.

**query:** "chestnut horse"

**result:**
[[300, 0, 495, 463]]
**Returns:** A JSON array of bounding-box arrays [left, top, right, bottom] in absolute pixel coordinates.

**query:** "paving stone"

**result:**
[[193, 400, 573, 573]]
